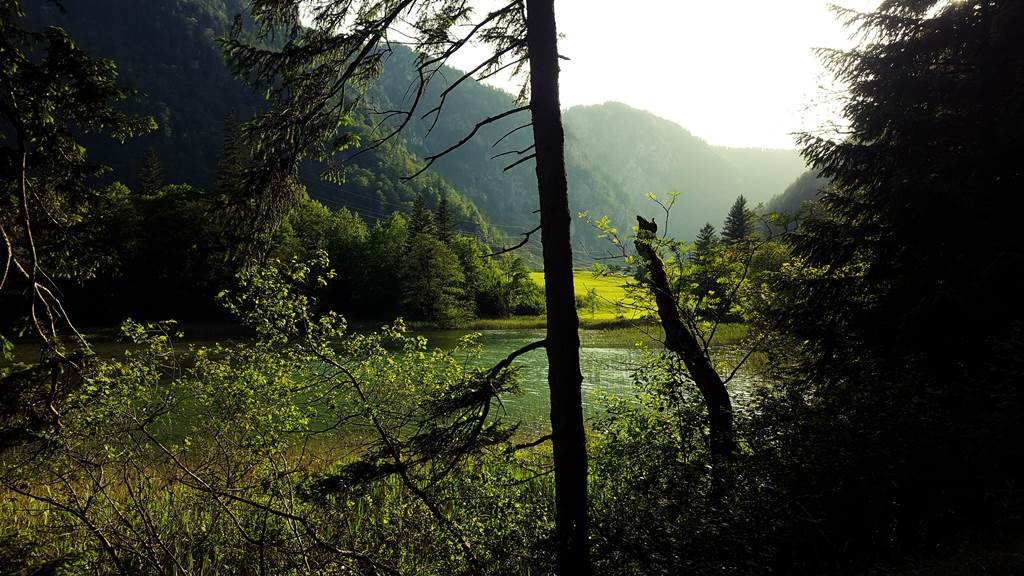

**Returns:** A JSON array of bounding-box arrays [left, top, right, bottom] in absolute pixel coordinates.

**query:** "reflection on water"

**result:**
[[420, 329, 643, 429], [418, 329, 766, 432]]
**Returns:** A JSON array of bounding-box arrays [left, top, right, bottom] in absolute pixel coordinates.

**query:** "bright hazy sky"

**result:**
[[455, 0, 881, 149]]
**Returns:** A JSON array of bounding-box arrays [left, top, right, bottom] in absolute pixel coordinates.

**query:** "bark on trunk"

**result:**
[[525, 1, 591, 573], [634, 216, 735, 502]]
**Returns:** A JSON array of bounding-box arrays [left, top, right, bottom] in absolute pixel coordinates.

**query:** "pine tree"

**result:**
[[721, 195, 752, 243], [435, 191, 455, 243], [139, 147, 163, 196], [689, 221, 721, 310], [407, 194, 435, 239], [400, 234, 470, 327], [215, 112, 245, 199], [690, 222, 719, 264], [771, 0, 1024, 560]]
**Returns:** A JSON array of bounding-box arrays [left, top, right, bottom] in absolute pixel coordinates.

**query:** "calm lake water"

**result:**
[[418, 329, 646, 428], [419, 329, 764, 430], [10, 327, 763, 432]]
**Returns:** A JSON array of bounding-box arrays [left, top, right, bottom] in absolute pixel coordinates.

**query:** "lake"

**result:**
[[416, 328, 765, 432], [8, 325, 763, 432], [418, 329, 646, 428]]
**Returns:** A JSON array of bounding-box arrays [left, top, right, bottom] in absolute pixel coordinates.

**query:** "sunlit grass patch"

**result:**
[[529, 270, 649, 321]]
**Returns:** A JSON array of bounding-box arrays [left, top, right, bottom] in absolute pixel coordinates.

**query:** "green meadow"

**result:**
[[528, 270, 648, 321]]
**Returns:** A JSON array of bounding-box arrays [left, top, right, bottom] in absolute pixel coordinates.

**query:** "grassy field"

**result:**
[[528, 270, 648, 322]]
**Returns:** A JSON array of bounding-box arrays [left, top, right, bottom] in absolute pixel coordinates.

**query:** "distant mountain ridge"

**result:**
[[27, 0, 808, 252], [767, 170, 830, 214], [561, 102, 807, 238]]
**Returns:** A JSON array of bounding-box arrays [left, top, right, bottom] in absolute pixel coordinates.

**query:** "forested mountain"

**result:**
[[26, 0, 255, 189], [26, 0, 805, 251], [767, 170, 830, 214], [376, 62, 808, 248], [367, 47, 632, 253], [25, 0, 494, 238], [561, 103, 805, 238]]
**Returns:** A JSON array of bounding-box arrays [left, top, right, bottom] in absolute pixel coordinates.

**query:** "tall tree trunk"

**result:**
[[525, 1, 591, 573], [634, 216, 735, 503]]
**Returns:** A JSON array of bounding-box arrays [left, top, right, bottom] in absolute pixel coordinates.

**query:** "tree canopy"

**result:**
[[766, 0, 1024, 565]]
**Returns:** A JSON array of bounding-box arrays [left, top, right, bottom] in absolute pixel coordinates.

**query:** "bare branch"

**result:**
[[492, 122, 533, 148], [404, 105, 530, 180], [506, 434, 553, 453], [486, 339, 547, 378], [484, 224, 540, 258], [420, 42, 525, 136], [491, 144, 534, 160], [502, 152, 536, 172], [722, 333, 768, 385]]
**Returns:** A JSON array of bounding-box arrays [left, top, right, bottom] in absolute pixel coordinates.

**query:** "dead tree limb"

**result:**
[[633, 215, 735, 504]]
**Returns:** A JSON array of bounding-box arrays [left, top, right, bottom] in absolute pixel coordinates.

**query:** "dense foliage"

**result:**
[[272, 196, 544, 326], [0, 0, 154, 340], [53, 178, 542, 326], [756, 0, 1024, 570], [1, 256, 552, 575]]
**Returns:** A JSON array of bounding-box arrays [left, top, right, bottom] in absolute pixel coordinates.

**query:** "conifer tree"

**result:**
[[215, 112, 246, 199], [721, 195, 752, 243], [407, 194, 435, 240], [139, 147, 163, 196], [435, 191, 454, 243], [772, 0, 1024, 560], [691, 222, 719, 264], [401, 234, 469, 327]]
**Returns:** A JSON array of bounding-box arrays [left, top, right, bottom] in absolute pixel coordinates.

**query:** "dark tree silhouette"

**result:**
[[215, 113, 246, 199], [768, 0, 1024, 563], [634, 216, 735, 502], [139, 147, 164, 196], [1, 0, 152, 346], [721, 195, 752, 243], [434, 191, 454, 243]]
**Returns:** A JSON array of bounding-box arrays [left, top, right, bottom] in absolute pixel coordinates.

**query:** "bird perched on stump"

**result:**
[[637, 216, 657, 237]]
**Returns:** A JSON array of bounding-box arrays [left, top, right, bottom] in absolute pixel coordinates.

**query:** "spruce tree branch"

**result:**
[[474, 54, 529, 85], [420, 41, 524, 136], [343, 65, 429, 164], [418, 0, 521, 70]]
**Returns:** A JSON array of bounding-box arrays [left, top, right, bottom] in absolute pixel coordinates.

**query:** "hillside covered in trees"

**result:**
[[26, 0, 804, 250], [767, 169, 830, 214]]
